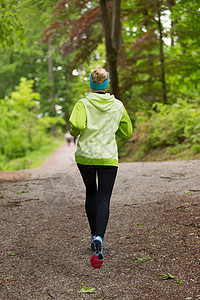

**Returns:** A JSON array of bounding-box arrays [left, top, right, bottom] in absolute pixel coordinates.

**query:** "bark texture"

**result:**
[[100, 0, 121, 99]]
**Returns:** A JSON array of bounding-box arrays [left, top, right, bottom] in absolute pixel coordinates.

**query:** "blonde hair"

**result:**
[[92, 66, 108, 83]]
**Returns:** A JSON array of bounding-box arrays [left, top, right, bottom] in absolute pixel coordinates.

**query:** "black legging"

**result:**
[[77, 164, 118, 239]]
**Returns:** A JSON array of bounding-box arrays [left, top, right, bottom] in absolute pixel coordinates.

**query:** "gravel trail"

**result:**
[[0, 143, 199, 299]]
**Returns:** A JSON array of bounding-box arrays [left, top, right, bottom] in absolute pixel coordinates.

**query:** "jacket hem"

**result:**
[[75, 155, 118, 166]]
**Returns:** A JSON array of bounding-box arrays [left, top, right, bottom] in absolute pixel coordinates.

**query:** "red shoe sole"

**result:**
[[90, 255, 104, 269]]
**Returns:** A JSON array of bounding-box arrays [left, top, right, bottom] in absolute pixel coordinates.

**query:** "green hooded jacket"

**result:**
[[69, 92, 133, 166]]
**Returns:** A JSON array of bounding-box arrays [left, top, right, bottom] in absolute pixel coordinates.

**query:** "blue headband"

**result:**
[[90, 73, 109, 90]]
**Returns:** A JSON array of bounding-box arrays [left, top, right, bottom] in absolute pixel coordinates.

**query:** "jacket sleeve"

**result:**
[[116, 105, 133, 138], [69, 100, 87, 137]]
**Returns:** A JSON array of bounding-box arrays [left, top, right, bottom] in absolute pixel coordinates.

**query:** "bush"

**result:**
[[144, 99, 200, 149], [126, 98, 200, 161], [0, 78, 66, 168]]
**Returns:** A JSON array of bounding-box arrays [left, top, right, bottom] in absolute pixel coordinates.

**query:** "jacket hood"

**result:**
[[85, 92, 115, 112]]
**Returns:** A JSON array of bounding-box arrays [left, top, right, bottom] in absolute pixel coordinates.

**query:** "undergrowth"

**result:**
[[120, 99, 200, 162], [0, 138, 64, 171]]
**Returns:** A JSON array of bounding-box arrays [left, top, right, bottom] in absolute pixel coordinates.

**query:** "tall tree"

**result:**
[[48, 37, 56, 135], [100, 0, 121, 98], [1, 0, 200, 124], [156, 0, 167, 103], [43, 0, 122, 98], [167, 0, 176, 46]]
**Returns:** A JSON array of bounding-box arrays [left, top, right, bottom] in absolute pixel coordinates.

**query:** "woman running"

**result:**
[[69, 66, 133, 268]]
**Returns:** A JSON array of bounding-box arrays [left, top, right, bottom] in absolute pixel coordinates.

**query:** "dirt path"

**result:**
[[0, 143, 199, 299]]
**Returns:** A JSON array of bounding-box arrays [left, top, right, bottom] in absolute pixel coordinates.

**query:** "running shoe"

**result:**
[[90, 236, 104, 269]]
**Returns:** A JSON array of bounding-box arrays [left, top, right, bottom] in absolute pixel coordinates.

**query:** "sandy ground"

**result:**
[[0, 142, 200, 299]]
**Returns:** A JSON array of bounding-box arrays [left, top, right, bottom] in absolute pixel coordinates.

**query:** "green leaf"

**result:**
[[78, 286, 96, 294], [178, 279, 183, 284], [135, 257, 153, 263], [9, 252, 17, 256], [0, 0, 6, 8], [17, 190, 29, 194], [160, 273, 176, 280]]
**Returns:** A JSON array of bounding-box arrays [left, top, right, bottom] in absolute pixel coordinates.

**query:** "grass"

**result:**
[[1, 138, 64, 171]]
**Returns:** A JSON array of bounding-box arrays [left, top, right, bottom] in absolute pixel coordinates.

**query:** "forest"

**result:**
[[0, 0, 200, 170]]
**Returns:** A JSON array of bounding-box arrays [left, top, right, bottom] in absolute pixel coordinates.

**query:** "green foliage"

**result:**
[[0, 78, 40, 159], [134, 100, 200, 153], [2, 137, 63, 171], [9, 253, 17, 256], [0, 78, 65, 170], [17, 190, 29, 194], [160, 273, 176, 280], [0, 0, 25, 48], [122, 97, 200, 162], [78, 286, 96, 294], [134, 257, 153, 263], [1, 0, 200, 120], [148, 100, 200, 147], [177, 279, 183, 284]]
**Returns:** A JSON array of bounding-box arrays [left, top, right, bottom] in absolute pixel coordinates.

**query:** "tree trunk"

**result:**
[[157, 0, 167, 104], [100, 0, 121, 99], [48, 37, 56, 136], [167, 0, 176, 46], [111, 0, 121, 51]]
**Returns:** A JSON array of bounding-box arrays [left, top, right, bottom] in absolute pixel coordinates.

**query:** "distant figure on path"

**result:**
[[69, 66, 133, 268], [65, 130, 72, 146]]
